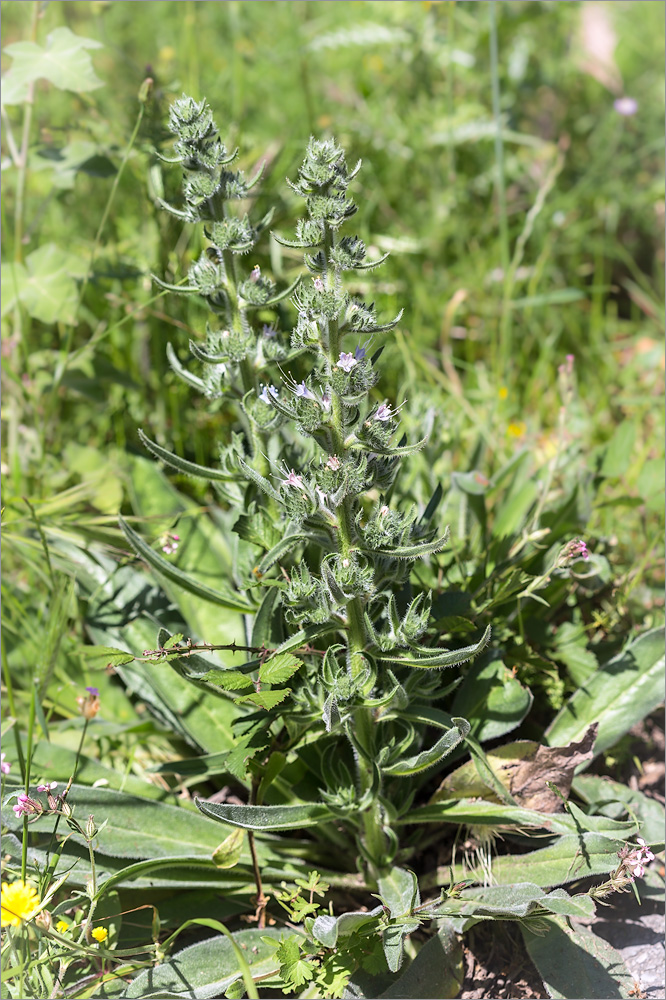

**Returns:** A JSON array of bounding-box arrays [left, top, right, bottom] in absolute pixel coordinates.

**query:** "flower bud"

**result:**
[[85, 814, 98, 840]]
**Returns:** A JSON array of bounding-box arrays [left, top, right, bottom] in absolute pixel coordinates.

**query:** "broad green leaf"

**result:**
[[312, 906, 383, 949], [212, 828, 244, 869], [21, 740, 166, 800], [123, 928, 285, 999], [523, 919, 634, 999], [451, 656, 532, 741], [151, 752, 239, 777], [545, 628, 665, 757], [382, 920, 420, 973], [2, 28, 103, 105], [2, 243, 87, 324], [378, 920, 463, 1000], [119, 516, 254, 613], [573, 774, 665, 848], [196, 799, 334, 831], [441, 883, 595, 920], [402, 798, 578, 831], [126, 456, 250, 640], [600, 422, 637, 479], [377, 867, 419, 918], [4, 783, 231, 860], [382, 721, 469, 777], [68, 542, 239, 753], [488, 832, 633, 887]]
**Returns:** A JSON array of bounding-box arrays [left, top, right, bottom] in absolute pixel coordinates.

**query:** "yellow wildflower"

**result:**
[[507, 422, 526, 438], [92, 926, 108, 943], [56, 919, 70, 934], [498, 386, 508, 400], [1, 880, 40, 927]]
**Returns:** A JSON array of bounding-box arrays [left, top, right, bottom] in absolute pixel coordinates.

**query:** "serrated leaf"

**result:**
[[80, 645, 134, 667], [119, 516, 254, 613], [275, 937, 315, 988], [238, 689, 290, 710], [258, 652, 301, 685], [204, 670, 254, 691], [195, 800, 334, 831], [382, 721, 469, 777], [545, 628, 665, 757]]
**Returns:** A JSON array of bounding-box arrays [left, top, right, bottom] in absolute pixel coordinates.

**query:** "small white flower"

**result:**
[[313, 276, 325, 291], [341, 558, 350, 568], [336, 352, 358, 374], [320, 393, 332, 413], [375, 402, 393, 422], [250, 264, 261, 282], [379, 505, 390, 517], [326, 455, 341, 471]]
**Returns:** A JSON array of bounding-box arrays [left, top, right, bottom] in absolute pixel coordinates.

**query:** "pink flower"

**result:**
[[250, 265, 261, 282], [281, 470, 305, 490], [326, 455, 341, 471], [614, 97, 638, 117], [566, 539, 590, 561], [37, 782, 58, 793], [1, 754, 10, 775], [13, 794, 41, 818]]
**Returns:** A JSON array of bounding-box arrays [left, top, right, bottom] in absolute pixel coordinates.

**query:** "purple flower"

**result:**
[[281, 470, 305, 490], [1, 753, 10, 775], [354, 344, 368, 361], [37, 782, 58, 793], [614, 97, 638, 117], [336, 352, 357, 374], [294, 381, 316, 401], [566, 539, 590, 561], [313, 276, 325, 291], [86, 687, 99, 697], [320, 393, 332, 413], [261, 324, 277, 339], [259, 384, 279, 404], [375, 402, 394, 422]]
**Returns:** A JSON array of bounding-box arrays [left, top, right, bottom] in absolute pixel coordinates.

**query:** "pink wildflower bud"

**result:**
[[281, 470, 305, 490]]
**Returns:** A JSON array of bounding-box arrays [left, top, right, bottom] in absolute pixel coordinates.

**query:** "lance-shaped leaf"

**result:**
[[257, 533, 307, 575], [380, 626, 491, 669], [138, 429, 235, 483], [237, 457, 282, 502], [152, 271, 197, 290], [195, 800, 334, 831], [189, 340, 230, 364], [166, 342, 207, 392], [119, 517, 254, 613], [382, 718, 470, 777], [271, 230, 322, 249], [349, 308, 404, 334], [354, 436, 428, 458], [365, 529, 449, 561]]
